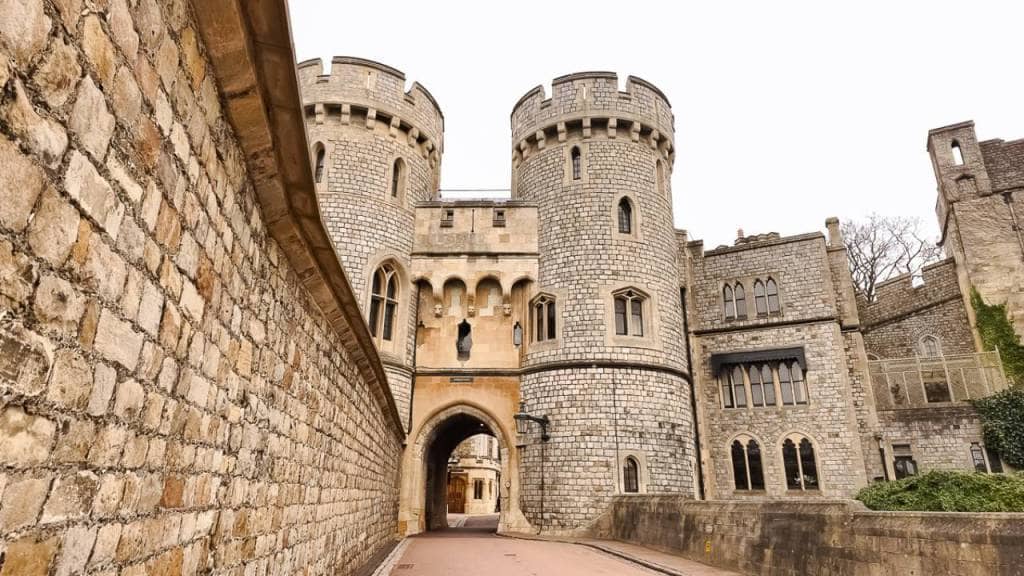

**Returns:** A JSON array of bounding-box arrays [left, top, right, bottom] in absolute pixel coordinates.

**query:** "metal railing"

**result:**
[[868, 350, 1008, 410]]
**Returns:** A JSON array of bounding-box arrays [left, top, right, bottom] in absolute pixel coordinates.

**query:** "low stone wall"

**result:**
[[590, 495, 1024, 575]]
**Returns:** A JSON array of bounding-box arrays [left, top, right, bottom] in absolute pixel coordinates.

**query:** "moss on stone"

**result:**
[[971, 288, 1024, 385]]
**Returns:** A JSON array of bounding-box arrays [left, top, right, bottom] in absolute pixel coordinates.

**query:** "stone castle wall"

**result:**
[[0, 2, 402, 574], [929, 122, 1024, 340], [298, 57, 446, 430], [512, 73, 694, 533], [593, 496, 1024, 576], [689, 233, 871, 498], [857, 259, 976, 358]]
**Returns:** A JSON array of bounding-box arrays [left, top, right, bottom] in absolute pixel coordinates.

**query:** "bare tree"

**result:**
[[842, 214, 943, 302]]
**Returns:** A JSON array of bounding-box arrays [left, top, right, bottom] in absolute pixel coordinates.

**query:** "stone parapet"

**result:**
[[298, 57, 443, 157], [510, 72, 674, 163], [591, 496, 1024, 576]]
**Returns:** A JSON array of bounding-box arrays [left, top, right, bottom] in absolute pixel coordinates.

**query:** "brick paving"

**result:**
[[383, 515, 738, 576]]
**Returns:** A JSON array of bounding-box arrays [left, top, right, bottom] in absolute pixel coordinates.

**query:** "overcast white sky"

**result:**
[[289, 1, 1023, 248]]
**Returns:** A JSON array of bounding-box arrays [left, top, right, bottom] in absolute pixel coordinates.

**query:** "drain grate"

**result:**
[[396, 564, 414, 570]]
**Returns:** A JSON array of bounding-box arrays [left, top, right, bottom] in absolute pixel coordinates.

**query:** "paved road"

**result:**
[[382, 514, 728, 576]]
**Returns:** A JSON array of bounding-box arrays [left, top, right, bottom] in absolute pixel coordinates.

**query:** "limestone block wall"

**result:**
[[694, 323, 869, 498], [878, 406, 991, 474], [858, 259, 976, 358], [298, 57, 445, 430], [511, 72, 694, 533], [928, 122, 1024, 340], [0, 2, 402, 574], [592, 496, 1024, 576], [689, 233, 873, 498]]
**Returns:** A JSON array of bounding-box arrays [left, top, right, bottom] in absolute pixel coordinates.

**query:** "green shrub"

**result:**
[[971, 288, 1024, 385], [856, 470, 1024, 512], [973, 386, 1024, 469]]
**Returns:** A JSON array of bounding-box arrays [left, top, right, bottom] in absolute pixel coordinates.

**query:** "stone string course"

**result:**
[[0, 1, 401, 574]]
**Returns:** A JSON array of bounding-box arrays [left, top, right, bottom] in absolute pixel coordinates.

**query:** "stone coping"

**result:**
[[194, 0, 404, 438]]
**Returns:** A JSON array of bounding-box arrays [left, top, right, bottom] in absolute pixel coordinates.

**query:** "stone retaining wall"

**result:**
[[591, 495, 1024, 575], [0, 1, 403, 574]]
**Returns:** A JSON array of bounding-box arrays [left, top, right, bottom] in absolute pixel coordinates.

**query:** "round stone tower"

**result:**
[[298, 57, 444, 430], [511, 72, 695, 533]]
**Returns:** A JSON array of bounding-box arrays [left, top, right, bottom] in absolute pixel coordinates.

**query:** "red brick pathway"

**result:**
[[383, 514, 739, 576]]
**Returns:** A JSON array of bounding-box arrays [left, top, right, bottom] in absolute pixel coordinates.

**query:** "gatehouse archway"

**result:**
[[399, 402, 530, 535]]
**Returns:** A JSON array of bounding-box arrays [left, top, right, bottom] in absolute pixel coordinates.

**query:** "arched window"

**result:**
[[754, 280, 767, 316], [765, 278, 780, 314], [731, 437, 765, 491], [456, 319, 472, 360], [723, 285, 735, 320], [623, 457, 639, 493], [617, 198, 633, 234], [734, 283, 747, 320], [920, 335, 942, 358], [749, 364, 775, 407], [314, 145, 325, 184], [782, 436, 819, 491], [613, 289, 645, 337], [951, 140, 964, 166], [731, 365, 746, 408], [391, 157, 405, 198], [369, 264, 399, 342], [571, 146, 582, 180], [532, 294, 556, 342], [778, 361, 807, 405]]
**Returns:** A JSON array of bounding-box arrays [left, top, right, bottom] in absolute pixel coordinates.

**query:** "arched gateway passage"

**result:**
[[402, 403, 529, 535]]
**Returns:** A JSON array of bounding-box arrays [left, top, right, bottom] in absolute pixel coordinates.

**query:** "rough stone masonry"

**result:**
[[0, 1, 404, 575]]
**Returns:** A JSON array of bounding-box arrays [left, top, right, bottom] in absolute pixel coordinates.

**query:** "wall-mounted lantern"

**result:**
[[513, 321, 523, 347], [514, 400, 550, 442]]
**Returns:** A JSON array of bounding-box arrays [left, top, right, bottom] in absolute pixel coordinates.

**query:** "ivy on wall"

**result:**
[[973, 387, 1024, 469], [971, 288, 1024, 385]]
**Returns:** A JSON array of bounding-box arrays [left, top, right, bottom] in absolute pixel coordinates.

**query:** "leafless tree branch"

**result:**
[[842, 214, 942, 302]]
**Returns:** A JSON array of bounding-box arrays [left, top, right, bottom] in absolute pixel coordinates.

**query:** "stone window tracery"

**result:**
[[731, 436, 765, 491], [723, 285, 736, 320], [532, 294, 557, 342], [919, 335, 942, 358], [720, 360, 807, 409], [369, 263, 399, 343], [766, 278, 780, 313], [734, 283, 747, 319], [613, 289, 646, 337], [782, 435, 819, 491]]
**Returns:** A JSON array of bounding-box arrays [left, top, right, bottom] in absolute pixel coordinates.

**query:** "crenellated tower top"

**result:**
[[510, 71, 675, 164], [298, 56, 444, 158]]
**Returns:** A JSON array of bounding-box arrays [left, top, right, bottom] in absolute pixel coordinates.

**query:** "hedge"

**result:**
[[856, 470, 1024, 512]]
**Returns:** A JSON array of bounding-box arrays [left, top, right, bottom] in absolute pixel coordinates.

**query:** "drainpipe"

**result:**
[[408, 283, 420, 434], [681, 287, 705, 499], [1005, 192, 1024, 262], [876, 435, 889, 481]]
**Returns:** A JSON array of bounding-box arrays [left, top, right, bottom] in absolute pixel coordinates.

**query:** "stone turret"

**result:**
[[297, 57, 446, 429], [510, 72, 695, 534]]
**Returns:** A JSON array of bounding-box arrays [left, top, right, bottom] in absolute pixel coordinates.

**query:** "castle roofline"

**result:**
[[510, 71, 673, 121], [416, 199, 537, 208], [298, 55, 445, 121], [702, 231, 824, 257], [926, 120, 974, 150]]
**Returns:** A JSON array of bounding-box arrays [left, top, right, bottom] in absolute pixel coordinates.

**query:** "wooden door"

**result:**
[[447, 477, 466, 513]]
